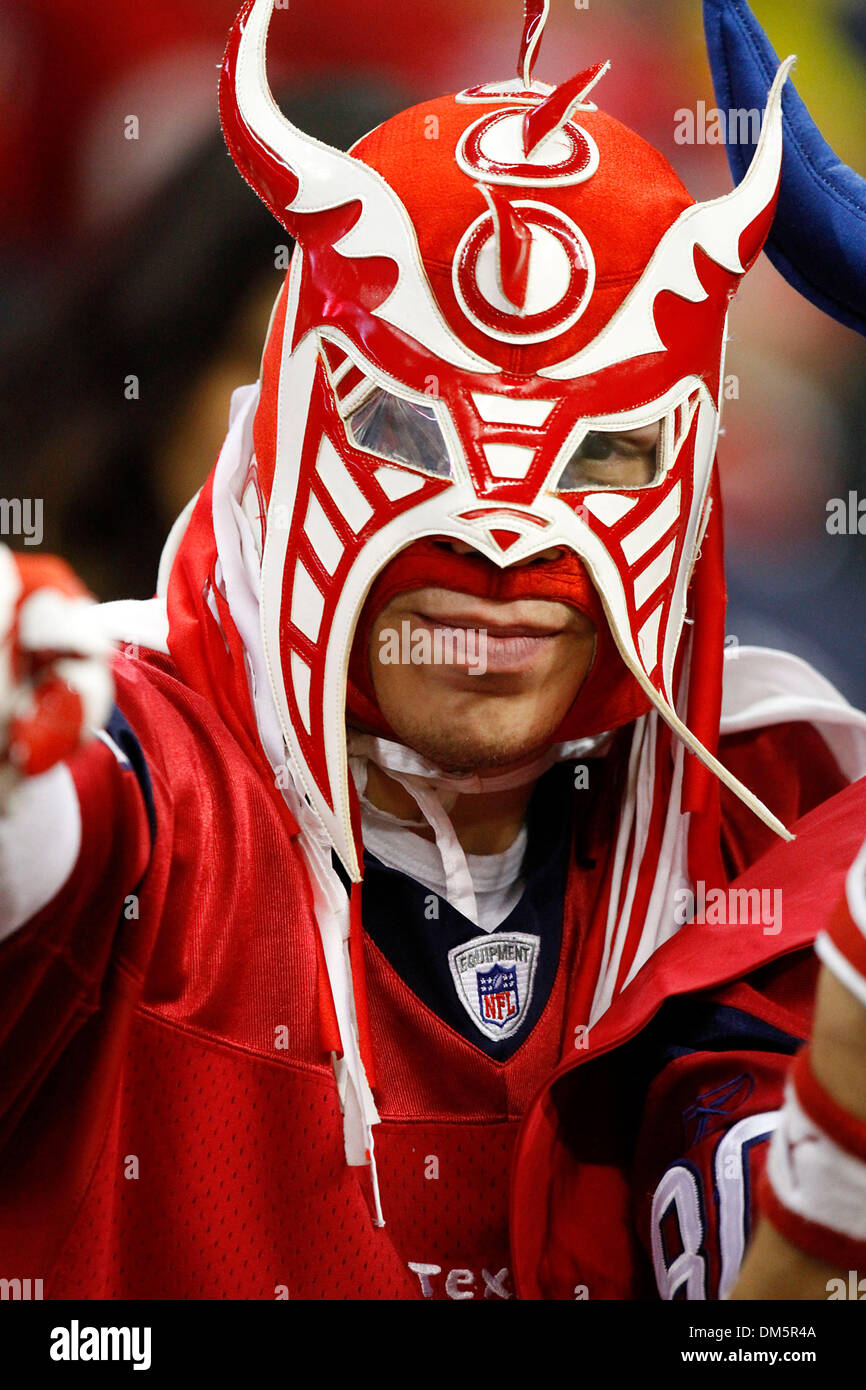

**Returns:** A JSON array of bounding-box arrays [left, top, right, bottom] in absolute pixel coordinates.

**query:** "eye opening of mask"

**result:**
[[553, 417, 665, 493], [342, 384, 453, 480]]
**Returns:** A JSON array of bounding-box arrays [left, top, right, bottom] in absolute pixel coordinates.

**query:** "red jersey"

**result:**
[[0, 643, 855, 1300]]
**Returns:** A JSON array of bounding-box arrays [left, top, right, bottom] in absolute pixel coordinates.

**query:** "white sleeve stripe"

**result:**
[[92, 596, 170, 656], [0, 765, 82, 943], [17, 591, 113, 657]]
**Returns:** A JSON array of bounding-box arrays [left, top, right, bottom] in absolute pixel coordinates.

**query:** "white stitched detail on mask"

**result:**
[[289, 561, 325, 644], [621, 483, 681, 565], [302, 494, 344, 576], [314, 436, 373, 534], [633, 538, 677, 610], [481, 442, 538, 480], [373, 467, 427, 501], [470, 393, 556, 426], [582, 493, 637, 526]]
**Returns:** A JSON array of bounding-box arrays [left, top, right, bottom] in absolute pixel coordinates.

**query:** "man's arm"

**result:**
[[731, 965, 866, 1299], [0, 546, 157, 1138]]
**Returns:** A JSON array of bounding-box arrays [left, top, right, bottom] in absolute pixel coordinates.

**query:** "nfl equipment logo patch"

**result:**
[[448, 933, 540, 1041]]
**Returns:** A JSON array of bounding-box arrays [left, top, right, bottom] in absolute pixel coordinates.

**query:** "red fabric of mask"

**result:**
[[346, 538, 651, 743]]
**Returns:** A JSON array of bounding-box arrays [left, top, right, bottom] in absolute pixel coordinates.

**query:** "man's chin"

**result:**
[[381, 719, 558, 778]]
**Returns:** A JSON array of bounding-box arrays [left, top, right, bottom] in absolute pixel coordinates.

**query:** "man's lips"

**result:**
[[411, 594, 572, 637], [416, 616, 562, 638], [409, 609, 567, 675], [374, 590, 594, 677]]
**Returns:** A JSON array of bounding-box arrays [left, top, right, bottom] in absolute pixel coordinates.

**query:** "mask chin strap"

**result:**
[[356, 758, 481, 922], [348, 731, 602, 923], [680, 473, 727, 888]]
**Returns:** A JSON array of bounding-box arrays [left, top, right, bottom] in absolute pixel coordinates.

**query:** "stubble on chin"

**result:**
[[379, 706, 557, 777]]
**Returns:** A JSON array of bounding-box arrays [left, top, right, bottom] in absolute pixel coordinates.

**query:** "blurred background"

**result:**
[[1, 0, 865, 701]]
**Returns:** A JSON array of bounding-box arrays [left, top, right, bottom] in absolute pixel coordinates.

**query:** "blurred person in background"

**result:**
[[0, 79, 410, 598]]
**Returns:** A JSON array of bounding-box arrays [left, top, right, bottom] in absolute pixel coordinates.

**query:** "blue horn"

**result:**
[[703, 0, 866, 336]]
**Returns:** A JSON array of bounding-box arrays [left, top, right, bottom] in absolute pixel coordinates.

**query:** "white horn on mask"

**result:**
[[221, 0, 497, 371], [541, 56, 794, 381]]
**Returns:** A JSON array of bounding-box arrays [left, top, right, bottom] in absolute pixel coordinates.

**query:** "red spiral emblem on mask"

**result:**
[[456, 108, 599, 187], [452, 202, 594, 343]]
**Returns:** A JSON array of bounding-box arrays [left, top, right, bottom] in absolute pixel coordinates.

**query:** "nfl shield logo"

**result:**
[[477, 963, 519, 1029], [448, 933, 540, 1042]]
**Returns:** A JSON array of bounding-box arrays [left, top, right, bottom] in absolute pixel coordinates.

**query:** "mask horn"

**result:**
[[542, 55, 794, 381], [518, 0, 550, 88], [477, 185, 532, 309], [220, 0, 498, 370], [522, 61, 610, 157], [219, 0, 384, 238]]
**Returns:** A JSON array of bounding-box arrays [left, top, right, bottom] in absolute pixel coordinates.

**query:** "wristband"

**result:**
[[759, 1046, 866, 1269]]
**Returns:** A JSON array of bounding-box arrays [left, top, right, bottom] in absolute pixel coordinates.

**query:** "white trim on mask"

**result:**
[[96, 380, 866, 1227]]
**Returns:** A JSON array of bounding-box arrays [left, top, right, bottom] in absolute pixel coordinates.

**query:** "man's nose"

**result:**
[[439, 538, 565, 565]]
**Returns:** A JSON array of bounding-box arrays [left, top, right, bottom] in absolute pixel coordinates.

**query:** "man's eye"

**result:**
[[344, 387, 452, 479], [554, 425, 660, 491], [578, 433, 618, 462]]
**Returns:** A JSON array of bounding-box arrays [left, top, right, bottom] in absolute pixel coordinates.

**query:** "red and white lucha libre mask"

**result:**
[[220, 0, 792, 879]]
